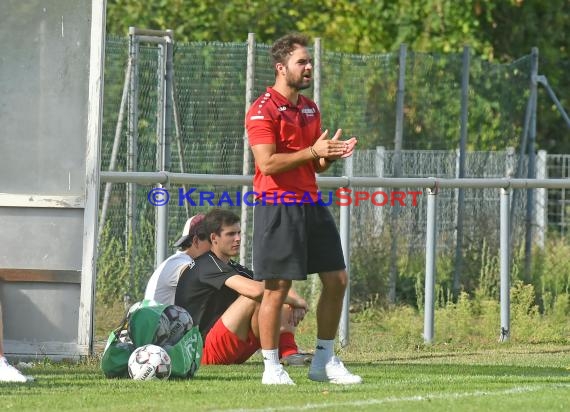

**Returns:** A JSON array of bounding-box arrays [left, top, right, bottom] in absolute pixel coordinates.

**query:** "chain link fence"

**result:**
[[97, 35, 568, 309]]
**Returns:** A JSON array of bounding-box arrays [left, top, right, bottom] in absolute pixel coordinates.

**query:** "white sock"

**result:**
[[313, 338, 334, 368], [261, 349, 280, 371], [0, 356, 9, 367]]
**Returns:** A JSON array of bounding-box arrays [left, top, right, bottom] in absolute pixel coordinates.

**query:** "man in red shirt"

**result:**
[[245, 32, 361, 385]]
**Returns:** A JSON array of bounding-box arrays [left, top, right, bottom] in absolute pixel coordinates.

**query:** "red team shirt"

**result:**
[[246, 87, 321, 203]]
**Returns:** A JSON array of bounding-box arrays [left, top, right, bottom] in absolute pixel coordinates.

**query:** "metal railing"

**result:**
[[100, 170, 570, 346]]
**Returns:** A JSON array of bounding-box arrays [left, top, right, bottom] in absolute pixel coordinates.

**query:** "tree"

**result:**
[[105, 0, 569, 152], [479, 0, 570, 153]]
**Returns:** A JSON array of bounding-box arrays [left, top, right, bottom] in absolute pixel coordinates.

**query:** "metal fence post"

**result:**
[[313, 37, 321, 108], [453, 46, 470, 301], [126, 27, 140, 303], [310, 37, 323, 297], [339, 156, 353, 347], [240, 33, 255, 266], [499, 187, 511, 342], [424, 183, 438, 344], [524, 48, 539, 282], [535, 150, 547, 249], [389, 43, 407, 304], [171, 50, 190, 219], [374, 146, 385, 235], [155, 32, 174, 267], [154, 38, 167, 267]]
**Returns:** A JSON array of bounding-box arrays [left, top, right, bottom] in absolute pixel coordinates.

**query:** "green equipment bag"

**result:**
[[164, 326, 203, 378], [101, 300, 203, 379], [100, 309, 134, 378], [127, 301, 166, 347]]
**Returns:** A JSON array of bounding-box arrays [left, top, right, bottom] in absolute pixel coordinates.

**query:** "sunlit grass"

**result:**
[[3, 302, 569, 411]]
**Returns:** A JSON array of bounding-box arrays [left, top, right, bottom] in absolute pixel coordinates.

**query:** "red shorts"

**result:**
[[201, 318, 260, 365]]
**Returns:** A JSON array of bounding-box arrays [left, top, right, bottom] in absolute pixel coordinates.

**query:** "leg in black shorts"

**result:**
[[252, 204, 345, 280]]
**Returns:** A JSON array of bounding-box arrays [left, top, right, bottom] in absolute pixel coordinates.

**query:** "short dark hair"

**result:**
[[204, 208, 240, 239], [270, 33, 310, 67]]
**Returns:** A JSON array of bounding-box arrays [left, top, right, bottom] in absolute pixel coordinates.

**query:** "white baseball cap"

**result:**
[[173, 214, 206, 247]]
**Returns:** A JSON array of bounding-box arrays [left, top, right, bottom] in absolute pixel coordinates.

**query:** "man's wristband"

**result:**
[[309, 146, 320, 159]]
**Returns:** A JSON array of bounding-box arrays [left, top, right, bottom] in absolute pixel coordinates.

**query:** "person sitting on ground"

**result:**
[[0, 299, 33, 383], [175, 208, 312, 368], [144, 214, 211, 305]]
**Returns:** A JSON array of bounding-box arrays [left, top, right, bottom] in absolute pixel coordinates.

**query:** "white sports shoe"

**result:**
[[0, 358, 33, 383], [262, 365, 295, 385], [308, 356, 362, 384]]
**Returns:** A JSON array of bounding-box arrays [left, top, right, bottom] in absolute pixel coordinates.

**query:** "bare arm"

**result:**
[[286, 287, 308, 310], [224, 275, 308, 309], [250, 143, 315, 176], [285, 287, 308, 326], [224, 275, 264, 301], [251, 129, 349, 176]]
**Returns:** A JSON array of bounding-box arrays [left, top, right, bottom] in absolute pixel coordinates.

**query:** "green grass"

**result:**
[[4, 300, 570, 411], [1, 345, 570, 411]]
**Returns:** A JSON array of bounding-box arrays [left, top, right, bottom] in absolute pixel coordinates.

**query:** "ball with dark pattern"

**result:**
[[128, 344, 171, 380]]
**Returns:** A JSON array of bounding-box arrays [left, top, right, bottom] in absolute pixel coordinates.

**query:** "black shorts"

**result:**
[[252, 203, 346, 280]]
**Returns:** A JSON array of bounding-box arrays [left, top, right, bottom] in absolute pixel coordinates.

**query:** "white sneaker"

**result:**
[[262, 365, 295, 385], [308, 356, 362, 384], [0, 358, 33, 383]]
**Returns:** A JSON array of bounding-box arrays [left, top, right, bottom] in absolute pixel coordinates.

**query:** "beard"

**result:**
[[286, 71, 312, 91]]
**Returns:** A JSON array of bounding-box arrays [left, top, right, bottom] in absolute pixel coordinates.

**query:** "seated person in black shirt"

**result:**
[[175, 208, 311, 371]]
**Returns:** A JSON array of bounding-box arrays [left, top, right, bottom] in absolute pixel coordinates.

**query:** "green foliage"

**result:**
[[96, 214, 156, 305], [347, 226, 570, 317], [105, 0, 569, 61], [106, 0, 570, 154], [532, 234, 570, 297], [510, 279, 540, 327], [106, 0, 300, 42], [431, 285, 570, 346], [474, 237, 500, 300], [131, 213, 158, 298], [349, 232, 390, 307], [508, 280, 570, 343], [96, 222, 130, 305], [105, 0, 499, 56], [352, 305, 424, 350], [100, 0, 570, 319], [436, 291, 484, 344]]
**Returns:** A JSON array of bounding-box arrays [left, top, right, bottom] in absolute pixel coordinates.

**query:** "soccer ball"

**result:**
[[152, 313, 172, 347], [128, 344, 171, 380], [154, 305, 193, 347], [164, 305, 193, 345]]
